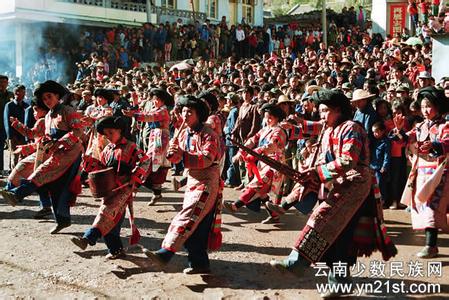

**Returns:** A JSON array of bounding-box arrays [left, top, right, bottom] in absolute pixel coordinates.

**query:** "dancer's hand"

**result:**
[[232, 153, 241, 164], [418, 140, 432, 154], [9, 116, 18, 125], [167, 143, 180, 158]]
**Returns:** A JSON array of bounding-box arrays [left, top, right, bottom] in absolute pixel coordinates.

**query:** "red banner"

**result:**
[[389, 3, 407, 37]]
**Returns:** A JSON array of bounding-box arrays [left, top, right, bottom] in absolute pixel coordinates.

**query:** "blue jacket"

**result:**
[[24, 106, 35, 142], [224, 106, 238, 146], [353, 104, 378, 145], [370, 137, 391, 171], [4, 99, 29, 140]]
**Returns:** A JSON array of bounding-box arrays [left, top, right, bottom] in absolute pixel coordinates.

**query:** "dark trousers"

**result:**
[[224, 146, 240, 186], [375, 170, 389, 203], [0, 138, 4, 171], [84, 213, 125, 254], [184, 205, 216, 269], [45, 155, 82, 225], [388, 155, 407, 206]]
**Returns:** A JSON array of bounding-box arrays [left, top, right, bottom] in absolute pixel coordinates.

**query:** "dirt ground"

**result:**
[[0, 174, 448, 299]]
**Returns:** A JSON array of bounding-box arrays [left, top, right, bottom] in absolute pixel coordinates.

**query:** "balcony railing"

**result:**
[[57, 0, 207, 20], [153, 6, 207, 20]]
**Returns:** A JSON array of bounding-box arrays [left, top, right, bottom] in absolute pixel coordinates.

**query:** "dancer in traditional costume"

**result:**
[[172, 91, 225, 191], [82, 89, 114, 160], [9, 99, 51, 219], [270, 90, 396, 298], [0, 81, 84, 234], [223, 103, 287, 224], [143, 95, 223, 274], [71, 116, 150, 259], [391, 86, 449, 258], [123, 87, 172, 205]]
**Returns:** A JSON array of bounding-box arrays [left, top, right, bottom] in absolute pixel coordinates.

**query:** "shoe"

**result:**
[[416, 246, 439, 258], [172, 177, 180, 192], [0, 189, 20, 207], [261, 216, 280, 224], [269, 257, 305, 277], [234, 184, 244, 191], [223, 201, 238, 212], [183, 267, 211, 275], [265, 202, 287, 215], [224, 183, 236, 188], [33, 207, 53, 219], [172, 169, 182, 176], [389, 203, 407, 210], [142, 248, 169, 267], [0, 170, 10, 177], [147, 194, 162, 206], [49, 222, 71, 234], [105, 249, 126, 260], [70, 237, 88, 250]]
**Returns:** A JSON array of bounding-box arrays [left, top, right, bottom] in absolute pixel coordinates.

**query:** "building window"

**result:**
[[206, 0, 218, 19], [161, 0, 175, 9], [242, 0, 254, 24]]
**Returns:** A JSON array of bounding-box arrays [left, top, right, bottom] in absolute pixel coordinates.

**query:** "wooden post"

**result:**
[[191, 0, 197, 22]]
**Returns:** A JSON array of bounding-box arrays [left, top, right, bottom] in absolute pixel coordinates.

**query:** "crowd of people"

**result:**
[[1, 6, 449, 298]]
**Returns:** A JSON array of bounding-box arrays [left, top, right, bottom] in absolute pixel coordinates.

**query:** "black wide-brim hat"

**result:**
[[177, 95, 210, 123], [312, 89, 352, 119], [418, 86, 449, 114], [34, 80, 68, 100], [197, 90, 219, 112], [150, 88, 174, 107], [94, 88, 115, 103], [96, 116, 126, 135], [260, 103, 286, 121]]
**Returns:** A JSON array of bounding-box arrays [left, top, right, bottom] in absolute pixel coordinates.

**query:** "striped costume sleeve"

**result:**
[[19, 143, 37, 156], [59, 108, 84, 149], [183, 131, 219, 169], [289, 121, 322, 140], [431, 123, 449, 155], [131, 147, 151, 185], [12, 121, 35, 140], [289, 125, 303, 140], [316, 122, 365, 182], [12, 118, 45, 140], [302, 120, 322, 136], [254, 127, 287, 155], [134, 108, 169, 123]]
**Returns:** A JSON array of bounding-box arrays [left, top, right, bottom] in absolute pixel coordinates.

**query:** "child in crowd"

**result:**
[[370, 122, 391, 204]]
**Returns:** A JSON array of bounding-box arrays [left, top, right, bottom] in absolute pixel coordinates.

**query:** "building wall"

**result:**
[[254, 0, 264, 26], [372, 0, 409, 38], [0, 0, 156, 25], [432, 35, 449, 83]]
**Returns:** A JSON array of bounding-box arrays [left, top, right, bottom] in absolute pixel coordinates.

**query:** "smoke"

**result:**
[[0, 15, 82, 88]]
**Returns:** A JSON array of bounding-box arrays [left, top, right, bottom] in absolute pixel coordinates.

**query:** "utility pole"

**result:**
[[191, 0, 197, 23], [146, 0, 152, 23], [322, 0, 327, 47]]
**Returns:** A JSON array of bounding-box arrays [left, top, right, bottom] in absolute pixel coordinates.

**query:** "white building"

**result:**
[[0, 0, 264, 78]]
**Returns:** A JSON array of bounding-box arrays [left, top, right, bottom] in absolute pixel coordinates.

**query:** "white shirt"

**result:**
[[236, 29, 245, 42]]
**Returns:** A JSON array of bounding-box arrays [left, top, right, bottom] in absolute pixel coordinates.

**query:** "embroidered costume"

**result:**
[[80, 136, 150, 256]]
